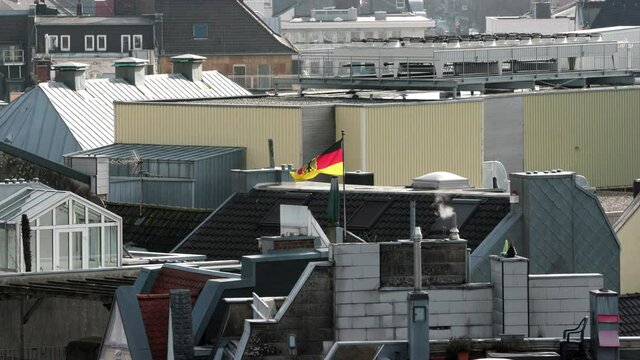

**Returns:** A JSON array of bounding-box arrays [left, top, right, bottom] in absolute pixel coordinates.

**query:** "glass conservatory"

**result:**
[[0, 186, 122, 272]]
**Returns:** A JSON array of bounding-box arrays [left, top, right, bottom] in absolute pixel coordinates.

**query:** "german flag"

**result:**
[[290, 139, 344, 181]]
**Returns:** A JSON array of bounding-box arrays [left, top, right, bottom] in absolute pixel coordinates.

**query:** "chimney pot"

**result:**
[[113, 57, 148, 87], [53, 62, 89, 91], [171, 54, 206, 82]]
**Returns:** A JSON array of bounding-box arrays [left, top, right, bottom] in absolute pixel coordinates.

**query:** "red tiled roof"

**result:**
[[150, 267, 218, 297], [138, 294, 170, 360]]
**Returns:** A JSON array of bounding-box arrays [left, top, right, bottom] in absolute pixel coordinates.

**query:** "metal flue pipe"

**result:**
[[413, 226, 423, 291]]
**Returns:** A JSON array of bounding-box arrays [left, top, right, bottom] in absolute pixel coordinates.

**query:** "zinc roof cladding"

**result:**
[[175, 188, 510, 260], [35, 16, 155, 26], [37, 71, 250, 152], [68, 143, 243, 162], [105, 202, 212, 253], [619, 293, 640, 336]]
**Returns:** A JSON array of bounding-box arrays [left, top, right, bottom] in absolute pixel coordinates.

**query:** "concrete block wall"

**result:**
[[529, 274, 603, 338], [491, 256, 529, 336], [333, 243, 493, 341]]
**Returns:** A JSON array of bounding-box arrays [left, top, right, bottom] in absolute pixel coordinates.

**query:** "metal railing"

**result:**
[[0, 346, 66, 360], [2, 50, 24, 65], [297, 42, 640, 80], [227, 74, 300, 91]]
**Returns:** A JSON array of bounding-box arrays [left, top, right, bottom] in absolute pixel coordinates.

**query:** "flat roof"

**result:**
[[66, 143, 244, 161]]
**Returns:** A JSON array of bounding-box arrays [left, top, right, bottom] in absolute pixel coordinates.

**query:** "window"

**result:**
[[350, 31, 361, 42], [60, 35, 70, 51], [6, 65, 22, 80], [347, 200, 391, 230], [39, 210, 53, 226], [396, 0, 405, 8], [193, 23, 208, 39], [39, 229, 53, 271], [88, 208, 101, 223], [233, 64, 246, 88], [132, 34, 143, 50], [85, 35, 95, 51], [104, 226, 118, 267], [258, 63, 271, 89], [121, 35, 131, 53], [97, 35, 107, 51], [89, 227, 101, 268], [46, 34, 59, 52], [58, 232, 69, 270]]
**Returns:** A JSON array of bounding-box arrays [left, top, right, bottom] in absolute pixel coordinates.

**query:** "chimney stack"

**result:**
[[113, 57, 148, 87], [53, 62, 89, 91], [171, 54, 206, 82], [76, 0, 82, 15]]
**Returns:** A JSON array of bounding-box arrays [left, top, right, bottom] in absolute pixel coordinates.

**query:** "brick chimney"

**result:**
[[171, 54, 206, 82], [53, 62, 89, 91], [114, 57, 148, 87]]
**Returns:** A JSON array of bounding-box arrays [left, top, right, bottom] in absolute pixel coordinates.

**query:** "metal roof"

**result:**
[[66, 143, 244, 161], [0, 70, 250, 163], [36, 16, 155, 26]]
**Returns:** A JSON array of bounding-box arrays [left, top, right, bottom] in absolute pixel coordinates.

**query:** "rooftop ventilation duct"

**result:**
[[412, 171, 470, 190], [171, 54, 206, 82], [113, 57, 148, 87], [374, 11, 387, 20], [53, 62, 89, 91]]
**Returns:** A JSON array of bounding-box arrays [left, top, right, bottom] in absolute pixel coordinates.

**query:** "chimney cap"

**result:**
[[113, 57, 149, 68], [52, 62, 89, 71], [171, 54, 206, 63]]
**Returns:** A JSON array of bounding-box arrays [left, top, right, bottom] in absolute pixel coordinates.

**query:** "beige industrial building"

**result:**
[[113, 85, 640, 188]]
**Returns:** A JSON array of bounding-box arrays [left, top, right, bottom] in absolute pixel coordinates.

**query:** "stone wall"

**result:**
[[243, 265, 333, 359], [529, 274, 602, 337]]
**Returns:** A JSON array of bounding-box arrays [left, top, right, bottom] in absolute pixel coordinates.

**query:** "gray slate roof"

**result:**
[[0, 71, 251, 163]]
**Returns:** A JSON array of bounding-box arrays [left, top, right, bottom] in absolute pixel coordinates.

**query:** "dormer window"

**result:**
[[193, 24, 209, 39], [85, 35, 95, 51]]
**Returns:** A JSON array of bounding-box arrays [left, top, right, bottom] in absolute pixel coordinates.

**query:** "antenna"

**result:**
[[132, 150, 144, 217]]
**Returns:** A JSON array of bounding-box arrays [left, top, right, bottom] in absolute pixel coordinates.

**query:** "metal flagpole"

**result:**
[[341, 129, 347, 241]]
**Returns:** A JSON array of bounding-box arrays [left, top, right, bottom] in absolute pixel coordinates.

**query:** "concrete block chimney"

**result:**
[[114, 57, 149, 87], [171, 54, 206, 82], [53, 62, 89, 91]]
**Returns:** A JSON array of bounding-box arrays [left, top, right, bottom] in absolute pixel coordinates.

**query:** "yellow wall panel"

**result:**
[[335, 106, 364, 171], [115, 103, 302, 169], [336, 102, 483, 187], [617, 202, 640, 293], [524, 88, 640, 188]]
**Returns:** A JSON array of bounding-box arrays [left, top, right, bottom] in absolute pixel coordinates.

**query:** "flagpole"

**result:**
[[341, 129, 347, 241]]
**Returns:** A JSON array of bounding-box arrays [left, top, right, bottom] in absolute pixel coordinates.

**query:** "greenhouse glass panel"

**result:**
[[73, 202, 86, 224], [40, 230, 53, 271], [55, 202, 69, 225]]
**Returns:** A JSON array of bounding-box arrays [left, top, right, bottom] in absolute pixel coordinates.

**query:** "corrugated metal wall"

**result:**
[[617, 205, 640, 293], [523, 88, 640, 188], [109, 178, 196, 208], [194, 148, 246, 208], [115, 103, 303, 169], [336, 101, 484, 186]]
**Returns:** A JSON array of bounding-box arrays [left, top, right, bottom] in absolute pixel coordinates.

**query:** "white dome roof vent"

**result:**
[[412, 171, 470, 190]]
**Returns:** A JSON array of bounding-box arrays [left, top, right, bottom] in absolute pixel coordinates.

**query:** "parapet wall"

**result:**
[[333, 243, 602, 342]]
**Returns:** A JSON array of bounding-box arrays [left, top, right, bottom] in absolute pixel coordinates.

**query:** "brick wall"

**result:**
[[273, 239, 315, 251], [529, 274, 603, 337], [333, 243, 493, 341]]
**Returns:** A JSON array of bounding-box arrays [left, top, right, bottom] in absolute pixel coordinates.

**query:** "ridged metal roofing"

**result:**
[[67, 143, 243, 161], [0, 71, 250, 163]]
